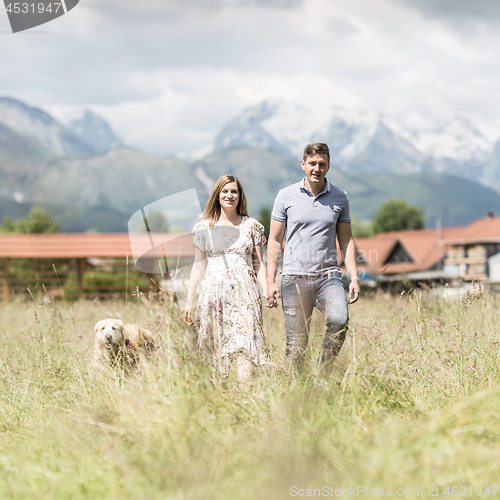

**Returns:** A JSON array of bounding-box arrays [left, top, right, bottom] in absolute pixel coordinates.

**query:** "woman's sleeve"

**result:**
[[191, 223, 206, 251], [251, 220, 267, 247]]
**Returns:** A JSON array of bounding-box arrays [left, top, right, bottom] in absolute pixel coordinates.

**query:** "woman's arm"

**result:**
[[183, 246, 207, 325], [252, 242, 268, 302]]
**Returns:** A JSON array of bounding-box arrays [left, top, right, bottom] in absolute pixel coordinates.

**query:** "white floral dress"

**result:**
[[191, 216, 267, 376]]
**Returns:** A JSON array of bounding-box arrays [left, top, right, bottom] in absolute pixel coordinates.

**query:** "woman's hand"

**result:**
[[183, 247, 206, 327], [183, 306, 195, 326]]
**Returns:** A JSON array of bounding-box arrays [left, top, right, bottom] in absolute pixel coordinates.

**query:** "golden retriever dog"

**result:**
[[94, 318, 155, 370]]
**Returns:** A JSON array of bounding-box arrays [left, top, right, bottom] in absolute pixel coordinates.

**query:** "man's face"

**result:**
[[301, 153, 329, 187]]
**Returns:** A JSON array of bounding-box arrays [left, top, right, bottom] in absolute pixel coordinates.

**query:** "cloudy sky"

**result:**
[[2, 0, 500, 155]]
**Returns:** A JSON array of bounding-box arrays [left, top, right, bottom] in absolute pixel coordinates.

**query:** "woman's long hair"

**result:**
[[202, 175, 248, 224]]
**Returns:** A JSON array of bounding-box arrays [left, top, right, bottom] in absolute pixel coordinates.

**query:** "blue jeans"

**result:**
[[280, 272, 349, 369]]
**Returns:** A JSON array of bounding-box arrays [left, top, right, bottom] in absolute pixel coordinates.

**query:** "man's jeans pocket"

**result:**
[[280, 275, 296, 289]]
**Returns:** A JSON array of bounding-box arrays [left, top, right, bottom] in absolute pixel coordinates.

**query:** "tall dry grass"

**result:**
[[0, 287, 499, 499]]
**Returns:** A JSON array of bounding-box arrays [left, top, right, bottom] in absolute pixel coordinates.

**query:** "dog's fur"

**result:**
[[94, 318, 154, 370]]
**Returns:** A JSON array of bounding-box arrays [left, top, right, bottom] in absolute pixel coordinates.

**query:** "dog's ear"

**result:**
[[116, 319, 125, 339]]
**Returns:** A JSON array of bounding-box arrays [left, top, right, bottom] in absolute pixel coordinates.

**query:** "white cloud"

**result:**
[[396, 0, 500, 25], [79, 68, 364, 155], [2, 0, 500, 155]]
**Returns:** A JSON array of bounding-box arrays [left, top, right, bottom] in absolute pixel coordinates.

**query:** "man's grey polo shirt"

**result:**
[[271, 178, 351, 276]]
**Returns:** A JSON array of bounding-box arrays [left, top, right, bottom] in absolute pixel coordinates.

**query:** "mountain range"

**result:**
[[0, 97, 122, 157], [211, 99, 500, 192], [0, 96, 499, 233]]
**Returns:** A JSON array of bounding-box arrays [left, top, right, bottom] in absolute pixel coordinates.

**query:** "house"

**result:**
[[441, 215, 500, 281], [349, 215, 500, 285], [353, 229, 448, 284]]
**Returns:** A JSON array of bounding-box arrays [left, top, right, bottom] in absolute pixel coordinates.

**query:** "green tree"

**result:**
[[0, 207, 64, 298], [0, 207, 59, 234], [351, 214, 374, 238], [256, 206, 271, 239], [143, 210, 169, 233], [134, 210, 170, 234], [372, 199, 424, 234]]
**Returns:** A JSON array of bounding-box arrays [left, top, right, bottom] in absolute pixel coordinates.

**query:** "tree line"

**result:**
[[1, 200, 424, 238]]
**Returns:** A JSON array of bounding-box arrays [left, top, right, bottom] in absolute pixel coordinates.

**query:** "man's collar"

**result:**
[[300, 178, 331, 195]]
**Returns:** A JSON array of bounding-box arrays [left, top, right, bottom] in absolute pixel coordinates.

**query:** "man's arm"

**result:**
[[337, 222, 360, 304], [266, 218, 286, 308]]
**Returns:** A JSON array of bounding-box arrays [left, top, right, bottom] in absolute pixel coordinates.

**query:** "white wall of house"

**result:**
[[444, 264, 460, 278], [488, 252, 500, 281]]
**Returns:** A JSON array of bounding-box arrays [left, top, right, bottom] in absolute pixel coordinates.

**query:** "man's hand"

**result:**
[[266, 218, 285, 309], [348, 279, 360, 304], [266, 281, 281, 308]]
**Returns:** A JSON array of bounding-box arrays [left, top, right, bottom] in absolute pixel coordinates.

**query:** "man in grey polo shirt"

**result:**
[[266, 142, 360, 371]]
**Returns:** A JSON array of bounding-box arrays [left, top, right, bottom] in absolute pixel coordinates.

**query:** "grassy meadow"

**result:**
[[1, 287, 500, 499]]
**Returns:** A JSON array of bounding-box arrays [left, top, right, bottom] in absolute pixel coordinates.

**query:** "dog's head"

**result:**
[[94, 319, 126, 352]]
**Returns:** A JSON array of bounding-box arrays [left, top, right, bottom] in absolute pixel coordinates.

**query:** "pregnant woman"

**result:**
[[183, 175, 268, 380]]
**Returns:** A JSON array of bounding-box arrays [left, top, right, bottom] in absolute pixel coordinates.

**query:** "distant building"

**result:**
[[442, 216, 500, 282], [348, 215, 500, 285]]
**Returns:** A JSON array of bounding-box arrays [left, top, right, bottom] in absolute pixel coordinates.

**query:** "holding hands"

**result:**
[[265, 280, 281, 308]]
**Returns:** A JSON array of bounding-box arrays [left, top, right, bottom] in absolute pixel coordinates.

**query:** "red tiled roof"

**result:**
[[354, 235, 398, 271], [351, 217, 500, 275], [0, 233, 195, 259], [354, 228, 449, 275], [398, 229, 448, 270], [441, 216, 500, 244]]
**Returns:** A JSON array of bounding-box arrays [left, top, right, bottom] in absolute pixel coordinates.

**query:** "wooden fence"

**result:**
[[0, 257, 158, 302]]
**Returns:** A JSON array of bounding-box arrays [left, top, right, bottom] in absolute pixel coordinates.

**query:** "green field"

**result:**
[[0, 288, 499, 499]]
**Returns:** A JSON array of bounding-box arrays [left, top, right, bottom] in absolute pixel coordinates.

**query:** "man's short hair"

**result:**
[[303, 143, 330, 163]]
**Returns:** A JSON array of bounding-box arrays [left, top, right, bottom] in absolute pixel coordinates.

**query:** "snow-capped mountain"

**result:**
[[211, 98, 500, 187], [0, 97, 93, 156], [323, 106, 379, 163], [483, 138, 500, 192], [215, 99, 349, 159], [67, 110, 123, 153], [0, 97, 123, 156], [212, 99, 427, 173], [414, 116, 496, 179], [214, 99, 296, 158], [415, 116, 493, 163], [325, 110, 424, 174]]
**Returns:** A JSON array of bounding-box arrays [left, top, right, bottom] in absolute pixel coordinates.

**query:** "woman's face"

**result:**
[[219, 181, 239, 211]]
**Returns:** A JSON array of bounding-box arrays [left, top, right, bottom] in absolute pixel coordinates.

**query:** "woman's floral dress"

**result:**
[[191, 216, 267, 376]]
